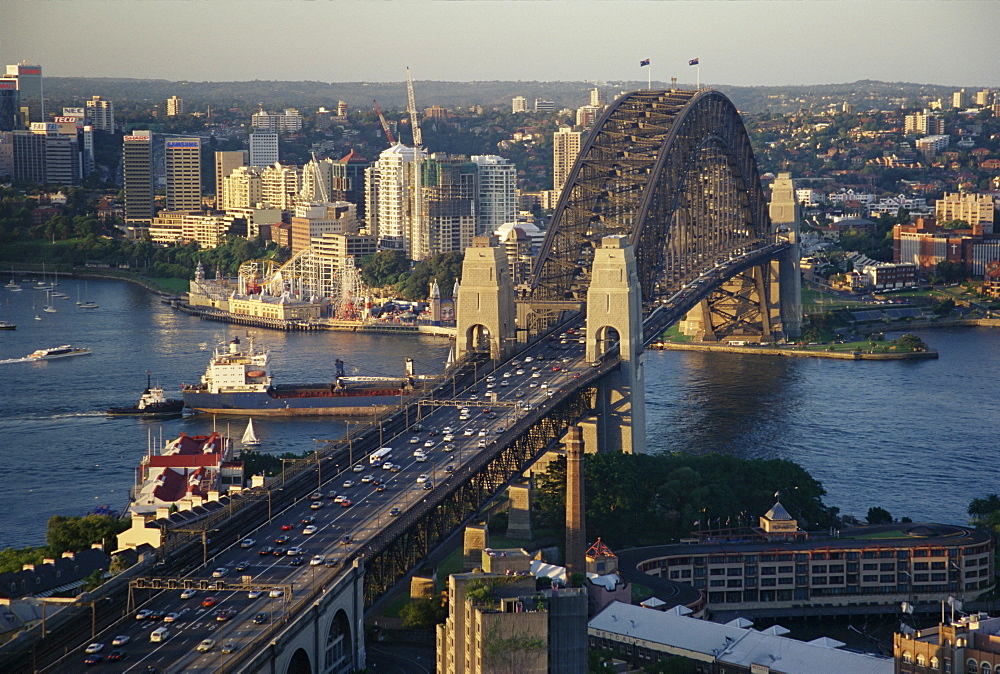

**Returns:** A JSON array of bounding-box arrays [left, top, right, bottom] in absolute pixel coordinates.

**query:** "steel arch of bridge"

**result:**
[[530, 89, 771, 306]]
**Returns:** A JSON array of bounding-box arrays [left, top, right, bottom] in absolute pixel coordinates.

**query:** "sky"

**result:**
[[4, 0, 1000, 88]]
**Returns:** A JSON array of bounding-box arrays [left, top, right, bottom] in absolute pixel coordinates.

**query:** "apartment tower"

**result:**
[[214, 150, 247, 209], [553, 126, 582, 200]]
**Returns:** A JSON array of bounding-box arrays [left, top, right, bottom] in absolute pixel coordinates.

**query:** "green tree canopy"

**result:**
[[360, 249, 409, 288]]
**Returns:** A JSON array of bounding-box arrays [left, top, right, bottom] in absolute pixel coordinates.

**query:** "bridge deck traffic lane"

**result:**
[[62, 330, 595, 672]]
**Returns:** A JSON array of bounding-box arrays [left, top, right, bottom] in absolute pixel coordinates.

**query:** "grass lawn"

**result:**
[[631, 583, 654, 603]]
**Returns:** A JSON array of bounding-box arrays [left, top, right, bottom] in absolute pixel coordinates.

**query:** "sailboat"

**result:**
[[42, 290, 57, 314], [79, 282, 98, 309], [5, 268, 21, 292], [241, 418, 262, 446]]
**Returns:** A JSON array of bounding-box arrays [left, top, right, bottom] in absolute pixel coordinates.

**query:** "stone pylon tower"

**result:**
[[429, 278, 442, 324], [770, 172, 802, 339], [455, 236, 516, 360], [564, 425, 586, 577], [585, 236, 646, 454]]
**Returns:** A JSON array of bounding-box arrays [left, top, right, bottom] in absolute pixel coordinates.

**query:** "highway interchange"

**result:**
[[54, 329, 591, 673]]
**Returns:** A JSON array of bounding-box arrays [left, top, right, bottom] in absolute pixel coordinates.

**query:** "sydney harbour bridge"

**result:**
[[4, 88, 803, 674]]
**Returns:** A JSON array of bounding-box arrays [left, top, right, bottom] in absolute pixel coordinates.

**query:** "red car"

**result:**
[[201, 596, 217, 608], [281, 523, 294, 531], [340, 498, 353, 507]]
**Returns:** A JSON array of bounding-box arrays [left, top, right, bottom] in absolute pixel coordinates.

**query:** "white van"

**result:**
[[150, 627, 169, 642]]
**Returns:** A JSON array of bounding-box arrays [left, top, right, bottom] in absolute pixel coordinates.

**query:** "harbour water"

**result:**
[[0, 277, 451, 549], [1, 277, 997, 549]]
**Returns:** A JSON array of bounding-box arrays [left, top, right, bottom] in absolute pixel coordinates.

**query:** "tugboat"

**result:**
[[107, 372, 185, 417]]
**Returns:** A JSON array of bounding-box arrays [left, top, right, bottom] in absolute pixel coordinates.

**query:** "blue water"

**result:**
[[0, 277, 452, 549], [1, 277, 996, 549]]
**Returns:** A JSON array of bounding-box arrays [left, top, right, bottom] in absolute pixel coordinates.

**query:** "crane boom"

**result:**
[[406, 67, 422, 148], [372, 99, 396, 146]]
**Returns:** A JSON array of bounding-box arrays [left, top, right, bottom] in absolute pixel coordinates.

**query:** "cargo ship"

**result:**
[[181, 336, 418, 416]]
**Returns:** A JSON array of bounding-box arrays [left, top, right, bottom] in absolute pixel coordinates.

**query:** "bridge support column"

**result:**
[[770, 172, 803, 340], [585, 236, 646, 454], [455, 236, 516, 361]]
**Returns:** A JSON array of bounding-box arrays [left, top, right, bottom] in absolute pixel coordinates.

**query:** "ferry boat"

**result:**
[[27, 345, 92, 361], [181, 336, 420, 416], [107, 373, 184, 417]]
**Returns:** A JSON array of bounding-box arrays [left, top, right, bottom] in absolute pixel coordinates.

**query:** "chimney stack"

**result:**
[[565, 425, 586, 577]]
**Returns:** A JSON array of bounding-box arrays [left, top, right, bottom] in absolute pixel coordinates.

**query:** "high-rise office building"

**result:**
[[331, 149, 370, 223], [4, 63, 42, 123], [0, 80, 18, 131], [553, 126, 582, 197], [248, 132, 279, 167], [12, 123, 83, 185], [165, 137, 202, 211], [534, 98, 555, 112], [85, 96, 115, 132], [166, 96, 184, 117], [976, 89, 993, 107], [123, 131, 154, 223], [214, 150, 247, 208], [590, 87, 604, 107], [952, 89, 966, 109], [471, 155, 516, 235], [512, 96, 527, 114], [410, 154, 477, 260]]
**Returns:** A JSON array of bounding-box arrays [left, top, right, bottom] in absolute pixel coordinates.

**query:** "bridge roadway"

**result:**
[[47, 328, 594, 673], [42, 242, 788, 672]]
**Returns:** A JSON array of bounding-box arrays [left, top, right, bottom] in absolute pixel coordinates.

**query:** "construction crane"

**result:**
[[372, 99, 396, 146], [406, 67, 422, 148]]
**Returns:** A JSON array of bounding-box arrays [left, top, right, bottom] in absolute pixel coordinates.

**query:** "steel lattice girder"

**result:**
[[531, 89, 770, 306], [361, 386, 595, 606], [701, 266, 771, 337]]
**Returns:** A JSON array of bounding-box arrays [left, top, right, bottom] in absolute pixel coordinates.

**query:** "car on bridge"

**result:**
[[353, 464, 364, 472], [310, 500, 324, 509], [253, 612, 270, 624], [201, 596, 217, 608], [106, 650, 126, 662], [340, 498, 353, 507], [222, 641, 239, 654], [215, 609, 236, 622], [163, 612, 180, 623], [269, 588, 284, 598], [343, 479, 354, 488], [85, 643, 104, 654], [111, 635, 130, 646], [258, 546, 275, 556], [310, 555, 325, 566], [248, 589, 264, 599], [180, 588, 197, 600], [84, 654, 102, 666], [211, 567, 227, 578], [235, 561, 250, 572], [274, 534, 289, 544], [196, 638, 216, 652], [240, 537, 255, 548], [361, 474, 374, 483], [390, 507, 401, 516], [281, 523, 295, 530], [287, 546, 304, 556], [375, 484, 386, 492], [415, 474, 429, 484]]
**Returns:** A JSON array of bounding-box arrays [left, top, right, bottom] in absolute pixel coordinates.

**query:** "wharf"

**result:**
[[651, 341, 939, 360], [169, 302, 455, 336]]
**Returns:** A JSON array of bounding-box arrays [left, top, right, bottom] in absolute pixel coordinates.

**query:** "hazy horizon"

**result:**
[[5, 1, 1000, 88]]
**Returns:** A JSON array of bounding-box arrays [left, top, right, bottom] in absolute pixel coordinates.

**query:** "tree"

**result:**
[[399, 597, 447, 629], [894, 334, 927, 351], [360, 249, 409, 288], [934, 261, 964, 284], [932, 297, 956, 316], [866, 506, 893, 524]]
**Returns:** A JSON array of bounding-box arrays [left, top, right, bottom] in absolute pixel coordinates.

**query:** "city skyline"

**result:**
[[4, 0, 1000, 88]]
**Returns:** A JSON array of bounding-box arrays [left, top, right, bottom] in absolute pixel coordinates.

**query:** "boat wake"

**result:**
[[0, 357, 32, 365]]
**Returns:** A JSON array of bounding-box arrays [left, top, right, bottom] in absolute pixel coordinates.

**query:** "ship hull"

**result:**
[[182, 387, 408, 417]]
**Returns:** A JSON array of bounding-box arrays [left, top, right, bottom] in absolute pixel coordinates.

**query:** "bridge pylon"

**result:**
[[455, 236, 516, 361], [770, 172, 803, 339], [585, 236, 646, 454]]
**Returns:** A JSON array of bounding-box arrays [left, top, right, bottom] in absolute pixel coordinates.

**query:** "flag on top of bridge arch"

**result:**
[[689, 58, 700, 66], [640, 58, 650, 67]]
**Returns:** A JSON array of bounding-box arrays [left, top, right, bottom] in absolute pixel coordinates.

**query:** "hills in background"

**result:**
[[42, 78, 979, 116]]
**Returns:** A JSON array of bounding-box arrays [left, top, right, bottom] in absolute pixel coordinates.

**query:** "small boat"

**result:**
[[26, 345, 91, 361], [241, 418, 262, 446], [34, 315, 42, 321], [79, 301, 99, 310], [107, 372, 184, 417], [4, 277, 21, 291], [0, 320, 15, 330]]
